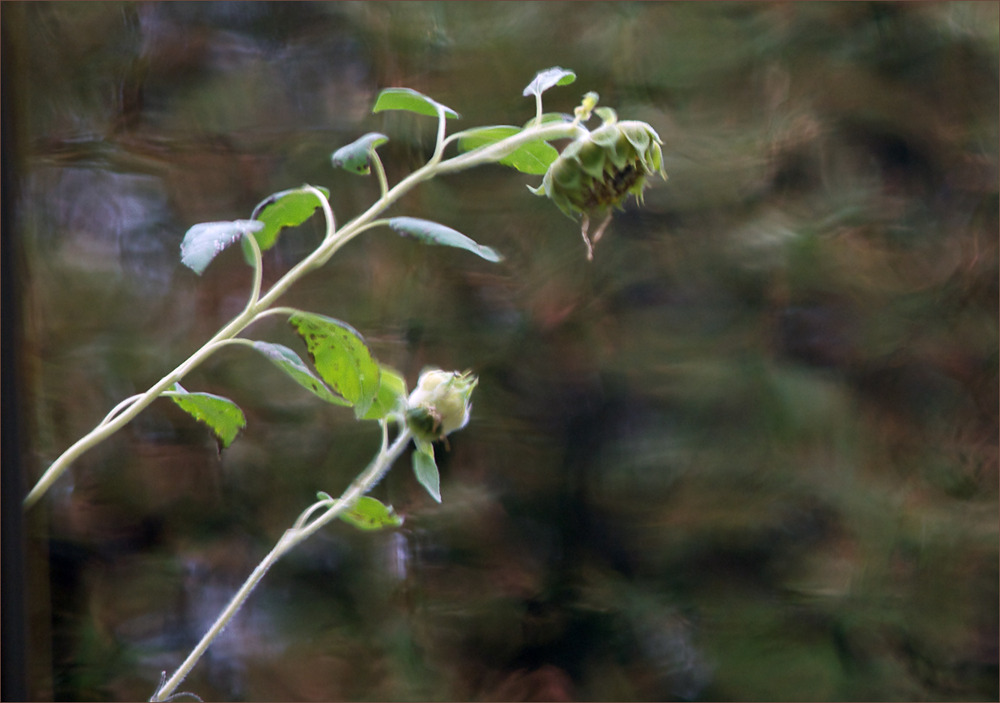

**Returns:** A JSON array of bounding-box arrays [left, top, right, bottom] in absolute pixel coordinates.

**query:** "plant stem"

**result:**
[[150, 426, 412, 702], [23, 308, 260, 509], [24, 120, 581, 510]]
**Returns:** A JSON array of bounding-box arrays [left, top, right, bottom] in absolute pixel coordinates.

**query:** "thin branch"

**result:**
[[99, 394, 144, 426], [151, 426, 413, 702], [371, 151, 389, 199], [25, 107, 579, 511], [244, 230, 264, 307]]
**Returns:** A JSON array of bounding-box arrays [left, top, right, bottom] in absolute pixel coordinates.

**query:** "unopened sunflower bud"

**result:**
[[405, 369, 478, 442], [530, 106, 666, 258]]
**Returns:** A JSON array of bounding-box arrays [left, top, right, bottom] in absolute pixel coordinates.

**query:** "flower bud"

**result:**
[[529, 107, 666, 258], [405, 369, 478, 442], [533, 116, 666, 218]]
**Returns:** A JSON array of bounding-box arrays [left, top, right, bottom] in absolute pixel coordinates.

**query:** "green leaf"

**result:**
[[372, 87, 460, 119], [250, 341, 349, 406], [503, 140, 559, 175], [594, 106, 618, 125], [180, 219, 264, 275], [522, 113, 574, 128], [331, 133, 389, 175], [288, 312, 380, 418], [412, 441, 441, 503], [360, 365, 408, 420], [243, 186, 330, 260], [167, 383, 246, 449], [522, 66, 576, 98], [338, 496, 404, 531], [457, 125, 520, 151], [388, 216, 503, 263], [456, 125, 558, 175]]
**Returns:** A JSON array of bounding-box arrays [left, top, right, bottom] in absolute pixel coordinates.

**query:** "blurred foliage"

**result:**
[[9, 1, 998, 701]]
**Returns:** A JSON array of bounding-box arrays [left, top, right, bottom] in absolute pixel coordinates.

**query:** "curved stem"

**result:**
[[23, 305, 259, 509], [209, 338, 257, 352], [313, 219, 390, 269], [371, 152, 389, 199], [434, 121, 585, 175], [30, 94, 580, 702], [430, 106, 449, 165], [151, 426, 412, 702], [25, 192, 334, 509], [307, 184, 336, 242], [245, 232, 264, 308], [100, 394, 144, 426], [25, 120, 581, 510], [296, 426, 410, 542], [292, 497, 334, 531]]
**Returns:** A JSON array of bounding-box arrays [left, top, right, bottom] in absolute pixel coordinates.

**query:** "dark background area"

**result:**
[[3, 2, 998, 701]]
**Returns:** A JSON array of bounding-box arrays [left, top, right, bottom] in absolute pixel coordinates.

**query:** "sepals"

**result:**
[[534, 119, 666, 219], [405, 369, 478, 442], [530, 101, 667, 258]]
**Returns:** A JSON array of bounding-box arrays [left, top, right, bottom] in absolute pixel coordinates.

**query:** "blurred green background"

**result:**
[[5, 2, 998, 700]]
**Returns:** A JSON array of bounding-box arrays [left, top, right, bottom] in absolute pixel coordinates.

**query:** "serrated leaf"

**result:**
[[388, 216, 503, 263], [338, 496, 404, 531], [522, 67, 576, 98], [168, 383, 246, 449], [242, 186, 330, 261], [180, 220, 264, 275], [373, 87, 460, 119], [288, 312, 380, 418], [412, 442, 441, 503], [251, 341, 349, 406], [360, 365, 408, 420], [456, 126, 559, 175], [331, 133, 389, 175]]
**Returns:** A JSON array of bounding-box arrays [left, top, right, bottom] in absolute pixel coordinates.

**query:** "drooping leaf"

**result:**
[[388, 216, 503, 263], [243, 186, 330, 261], [338, 496, 404, 531], [167, 383, 246, 449], [522, 66, 577, 98], [331, 133, 389, 175], [360, 365, 408, 421], [180, 219, 264, 275], [288, 312, 380, 418], [412, 440, 441, 503], [251, 341, 349, 406], [372, 87, 460, 119], [456, 125, 559, 175]]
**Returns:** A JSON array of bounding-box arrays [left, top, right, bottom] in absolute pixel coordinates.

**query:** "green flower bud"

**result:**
[[405, 369, 478, 442], [530, 106, 667, 258], [535, 117, 666, 217]]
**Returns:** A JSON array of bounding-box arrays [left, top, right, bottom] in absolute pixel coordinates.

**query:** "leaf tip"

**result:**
[[523, 66, 577, 97]]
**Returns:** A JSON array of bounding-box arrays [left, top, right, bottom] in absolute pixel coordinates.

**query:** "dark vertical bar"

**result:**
[[1, 3, 29, 700]]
